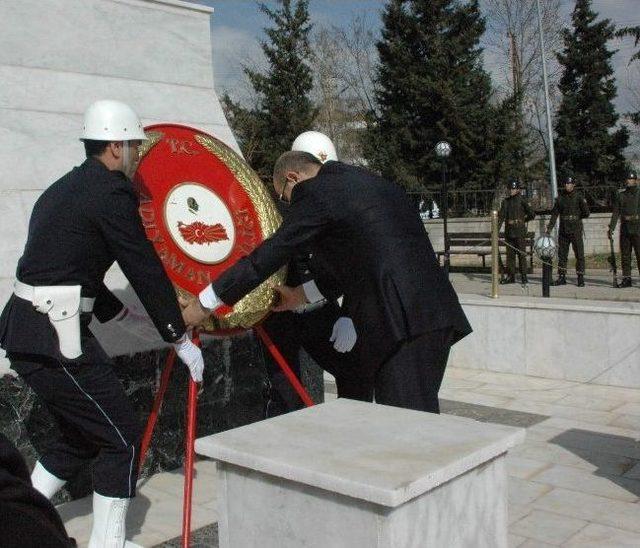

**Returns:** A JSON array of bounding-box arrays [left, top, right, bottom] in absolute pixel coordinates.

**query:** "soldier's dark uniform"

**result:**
[[609, 173, 640, 288], [547, 181, 590, 286], [260, 242, 360, 416], [0, 157, 185, 498], [498, 181, 535, 284]]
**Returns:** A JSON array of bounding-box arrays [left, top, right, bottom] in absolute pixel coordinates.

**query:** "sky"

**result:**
[[191, 0, 640, 115]]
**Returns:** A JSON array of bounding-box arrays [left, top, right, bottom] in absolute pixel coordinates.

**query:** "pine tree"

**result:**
[[616, 25, 640, 124], [487, 92, 529, 190], [554, 0, 628, 185], [363, 0, 496, 192], [224, 0, 316, 180]]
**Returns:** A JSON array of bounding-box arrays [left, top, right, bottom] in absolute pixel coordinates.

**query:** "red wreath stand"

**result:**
[[133, 124, 314, 547], [136, 325, 313, 548]]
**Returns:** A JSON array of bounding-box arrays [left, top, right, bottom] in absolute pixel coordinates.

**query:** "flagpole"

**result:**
[[536, 0, 558, 201]]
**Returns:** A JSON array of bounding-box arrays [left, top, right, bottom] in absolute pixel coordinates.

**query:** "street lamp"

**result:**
[[435, 141, 452, 276]]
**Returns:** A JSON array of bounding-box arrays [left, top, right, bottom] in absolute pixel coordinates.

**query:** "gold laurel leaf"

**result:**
[[139, 131, 164, 159], [193, 134, 286, 330]]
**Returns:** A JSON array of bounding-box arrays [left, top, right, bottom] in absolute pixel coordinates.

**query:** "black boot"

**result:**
[[577, 274, 585, 287], [521, 273, 528, 285], [552, 274, 567, 286], [500, 274, 516, 285], [619, 277, 632, 288]]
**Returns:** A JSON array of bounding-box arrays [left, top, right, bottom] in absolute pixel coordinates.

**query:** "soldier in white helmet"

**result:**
[[0, 100, 204, 547], [257, 132, 369, 414]]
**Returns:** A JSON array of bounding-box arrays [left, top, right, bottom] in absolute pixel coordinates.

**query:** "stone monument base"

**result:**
[[196, 399, 525, 548]]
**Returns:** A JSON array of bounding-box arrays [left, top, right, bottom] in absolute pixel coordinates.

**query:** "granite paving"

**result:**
[[450, 270, 640, 303], [56, 368, 640, 547]]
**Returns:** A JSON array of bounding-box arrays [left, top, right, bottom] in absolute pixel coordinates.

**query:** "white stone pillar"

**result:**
[[0, 0, 239, 368], [196, 399, 525, 548]]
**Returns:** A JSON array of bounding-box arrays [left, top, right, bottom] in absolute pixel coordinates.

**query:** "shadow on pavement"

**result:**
[[550, 429, 640, 498]]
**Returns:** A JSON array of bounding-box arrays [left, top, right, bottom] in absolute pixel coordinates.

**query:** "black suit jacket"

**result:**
[[213, 161, 471, 371], [0, 158, 185, 359]]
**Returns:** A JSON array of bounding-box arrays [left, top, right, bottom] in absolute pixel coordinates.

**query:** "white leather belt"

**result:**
[[14, 281, 95, 313]]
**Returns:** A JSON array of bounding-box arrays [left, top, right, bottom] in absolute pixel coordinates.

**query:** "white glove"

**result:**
[[115, 307, 159, 342], [173, 334, 205, 383], [329, 317, 357, 353]]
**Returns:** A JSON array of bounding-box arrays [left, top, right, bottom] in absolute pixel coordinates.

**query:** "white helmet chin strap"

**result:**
[[121, 141, 139, 179]]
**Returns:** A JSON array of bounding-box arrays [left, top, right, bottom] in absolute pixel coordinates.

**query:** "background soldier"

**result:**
[[498, 180, 535, 285], [608, 171, 640, 288], [546, 176, 590, 287]]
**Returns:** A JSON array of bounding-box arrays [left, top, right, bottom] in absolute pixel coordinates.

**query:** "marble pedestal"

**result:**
[[451, 294, 640, 388], [195, 399, 525, 548]]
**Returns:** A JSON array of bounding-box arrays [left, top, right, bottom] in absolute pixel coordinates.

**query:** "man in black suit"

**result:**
[[0, 100, 204, 547], [260, 132, 362, 416], [183, 151, 472, 413]]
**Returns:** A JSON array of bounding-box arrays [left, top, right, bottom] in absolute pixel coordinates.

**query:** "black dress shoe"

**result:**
[[500, 275, 516, 285], [577, 275, 585, 287], [619, 277, 633, 288], [552, 276, 567, 286]]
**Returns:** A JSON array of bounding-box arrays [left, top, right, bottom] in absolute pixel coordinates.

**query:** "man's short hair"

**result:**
[[273, 151, 322, 186], [83, 139, 110, 158]]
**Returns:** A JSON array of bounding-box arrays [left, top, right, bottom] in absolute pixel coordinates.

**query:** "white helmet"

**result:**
[[291, 131, 337, 163], [81, 100, 147, 141]]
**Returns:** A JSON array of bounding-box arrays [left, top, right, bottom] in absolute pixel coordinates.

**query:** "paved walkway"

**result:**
[[450, 270, 640, 302], [57, 369, 640, 547]]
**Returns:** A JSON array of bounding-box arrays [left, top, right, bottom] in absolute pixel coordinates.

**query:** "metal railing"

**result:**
[[409, 184, 619, 219]]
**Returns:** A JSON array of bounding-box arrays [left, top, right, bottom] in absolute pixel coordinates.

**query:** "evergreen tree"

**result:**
[[554, 0, 628, 185], [486, 92, 529, 191], [224, 0, 316, 180], [616, 24, 640, 124], [363, 0, 496, 192]]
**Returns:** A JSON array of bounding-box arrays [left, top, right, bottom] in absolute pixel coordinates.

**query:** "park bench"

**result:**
[[436, 231, 534, 272]]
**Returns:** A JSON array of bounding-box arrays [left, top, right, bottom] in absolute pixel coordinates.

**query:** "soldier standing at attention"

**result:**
[[609, 171, 640, 288], [546, 176, 590, 287], [498, 180, 535, 285]]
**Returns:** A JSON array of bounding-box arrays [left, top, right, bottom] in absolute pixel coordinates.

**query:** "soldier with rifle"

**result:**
[[498, 180, 535, 285], [608, 171, 640, 288], [546, 176, 590, 287]]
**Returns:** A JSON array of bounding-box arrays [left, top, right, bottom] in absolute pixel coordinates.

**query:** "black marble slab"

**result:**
[[0, 332, 323, 504]]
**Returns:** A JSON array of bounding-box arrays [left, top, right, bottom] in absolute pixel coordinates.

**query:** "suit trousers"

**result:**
[[8, 337, 141, 498], [620, 230, 640, 278], [505, 236, 528, 277], [374, 328, 453, 413], [557, 233, 585, 275]]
